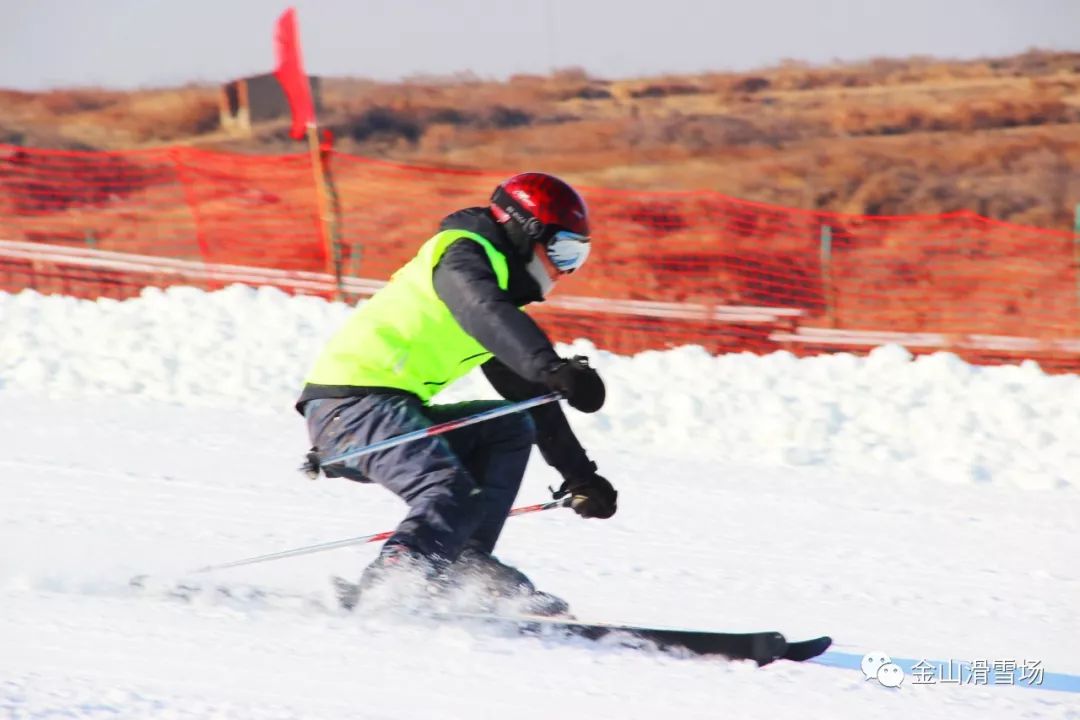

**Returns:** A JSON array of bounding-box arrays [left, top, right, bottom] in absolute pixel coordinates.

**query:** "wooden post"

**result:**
[[1074, 204, 1080, 331], [237, 80, 252, 136], [217, 86, 233, 134], [169, 148, 210, 270], [306, 123, 343, 300], [820, 223, 835, 327]]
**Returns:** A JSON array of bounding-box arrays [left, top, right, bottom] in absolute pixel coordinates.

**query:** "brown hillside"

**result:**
[[2, 50, 1079, 229]]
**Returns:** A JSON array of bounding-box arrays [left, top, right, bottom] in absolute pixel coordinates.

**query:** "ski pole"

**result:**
[[303, 392, 562, 477], [131, 497, 571, 585]]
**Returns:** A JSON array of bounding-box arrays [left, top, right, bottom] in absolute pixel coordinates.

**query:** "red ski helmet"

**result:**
[[490, 172, 591, 273]]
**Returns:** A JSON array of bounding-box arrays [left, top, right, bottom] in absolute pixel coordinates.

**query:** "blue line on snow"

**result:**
[[812, 651, 1080, 694]]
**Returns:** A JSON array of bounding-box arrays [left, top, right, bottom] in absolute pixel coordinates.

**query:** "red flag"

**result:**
[[274, 7, 316, 140]]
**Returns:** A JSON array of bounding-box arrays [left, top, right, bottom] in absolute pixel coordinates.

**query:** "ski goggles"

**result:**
[[544, 230, 591, 274]]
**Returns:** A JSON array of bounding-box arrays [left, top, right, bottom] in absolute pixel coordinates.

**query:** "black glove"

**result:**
[[543, 356, 605, 413], [302, 448, 322, 480], [301, 447, 343, 480], [553, 472, 617, 519]]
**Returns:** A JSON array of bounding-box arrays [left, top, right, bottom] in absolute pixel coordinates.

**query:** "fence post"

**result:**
[[1075, 204, 1080, 331], [306, 125, 343, 301], [169, 148, 210, 271], [820, 223, 835, 327]]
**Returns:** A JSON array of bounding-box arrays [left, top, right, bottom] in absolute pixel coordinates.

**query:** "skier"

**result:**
[[296, 172, 617, 614]]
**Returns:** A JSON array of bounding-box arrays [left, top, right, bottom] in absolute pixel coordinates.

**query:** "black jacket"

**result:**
[[298, 207, 596, 480]]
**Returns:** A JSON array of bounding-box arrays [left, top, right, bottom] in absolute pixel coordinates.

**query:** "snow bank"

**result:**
[[1, 285, 1076, 490]]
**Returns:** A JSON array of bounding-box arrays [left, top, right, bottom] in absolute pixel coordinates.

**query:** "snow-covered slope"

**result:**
[[2, 286, 1076, 490], [1, 286, 1077, 719]]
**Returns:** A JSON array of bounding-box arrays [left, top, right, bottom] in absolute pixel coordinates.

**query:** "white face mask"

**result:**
[[525, 253, 555, 298]]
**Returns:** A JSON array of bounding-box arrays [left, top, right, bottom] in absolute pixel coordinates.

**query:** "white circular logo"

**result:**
[[877, 663, 905, 688], [861, 652, 891, 681]]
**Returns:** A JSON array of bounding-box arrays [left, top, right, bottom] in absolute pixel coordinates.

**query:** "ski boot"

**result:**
[[336, 544, 445, 612], [444, 544, 570, 617]]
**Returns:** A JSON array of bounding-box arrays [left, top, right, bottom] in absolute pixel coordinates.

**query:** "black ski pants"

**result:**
[[303, 393, 535, 561]]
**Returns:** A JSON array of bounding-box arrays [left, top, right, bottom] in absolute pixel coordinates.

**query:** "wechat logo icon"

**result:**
[[862, 652, 905, 688]]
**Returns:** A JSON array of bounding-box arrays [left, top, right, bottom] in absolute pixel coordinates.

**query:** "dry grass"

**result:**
[[1, 50, 1079, 230], [0, 85, 220, 147]]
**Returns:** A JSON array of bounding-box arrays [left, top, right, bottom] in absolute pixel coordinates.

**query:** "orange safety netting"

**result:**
[[1, 144, 1078, 371]]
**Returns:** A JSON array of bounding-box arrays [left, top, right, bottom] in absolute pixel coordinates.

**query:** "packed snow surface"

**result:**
[[1, 285, 1078, 719]]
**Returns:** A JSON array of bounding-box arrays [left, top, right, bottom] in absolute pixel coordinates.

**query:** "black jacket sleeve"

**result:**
[[432, 239, 560, 383], [482, 357, 596, 479]]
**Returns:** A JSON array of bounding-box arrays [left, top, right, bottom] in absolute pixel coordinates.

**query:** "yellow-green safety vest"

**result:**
[[304, 229, 510, 402]]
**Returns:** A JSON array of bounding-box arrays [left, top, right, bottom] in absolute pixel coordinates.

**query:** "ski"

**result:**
[[435, 611, 831, 665], [138, 577, 832, 666], [331, 576, 831, 665]]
